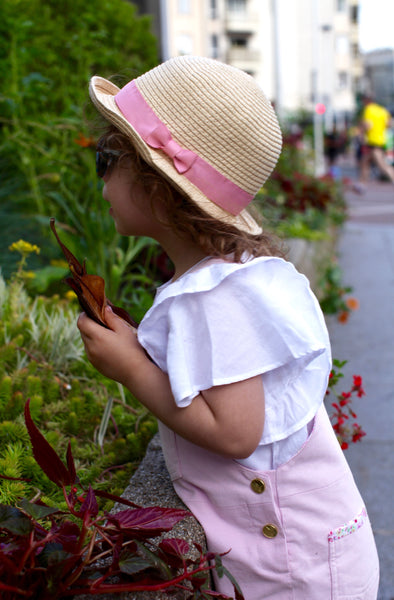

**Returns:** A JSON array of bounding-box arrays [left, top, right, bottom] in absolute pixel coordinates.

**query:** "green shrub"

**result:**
[[257, 148, 346, 239], [0, 273, 158, 508], [0, 0, 160, 301]]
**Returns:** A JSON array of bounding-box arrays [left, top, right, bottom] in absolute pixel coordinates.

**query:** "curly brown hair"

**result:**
[[97, 125, 284, 262]]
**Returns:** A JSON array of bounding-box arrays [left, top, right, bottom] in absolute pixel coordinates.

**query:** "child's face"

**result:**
[[102, 161, 162, 239]]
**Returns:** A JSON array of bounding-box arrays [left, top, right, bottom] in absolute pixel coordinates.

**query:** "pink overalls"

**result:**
[[159, 405, 379, 599]]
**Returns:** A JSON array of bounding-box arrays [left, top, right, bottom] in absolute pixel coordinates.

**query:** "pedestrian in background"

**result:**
[[359, 94, 394, 185]]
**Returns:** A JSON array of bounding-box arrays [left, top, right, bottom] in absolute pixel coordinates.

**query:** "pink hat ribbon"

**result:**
[[144, 125, 197, 175], [114, 80, 253, 216]]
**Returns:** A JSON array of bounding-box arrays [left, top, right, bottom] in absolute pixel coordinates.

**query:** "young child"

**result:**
[[78, 56, 379, 599]]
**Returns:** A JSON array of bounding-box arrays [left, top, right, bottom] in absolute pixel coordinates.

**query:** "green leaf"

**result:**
[[119, 554, 153, 576], [19, 497, 59, 519], [215, 554, 224, 578], [333, 359, 348, 368], [38, 543, 72, 567], [217, 560, 245, 600], [0, 504, 33, 535], [97, 396, 113, 449], [134, 541, 172, 579]]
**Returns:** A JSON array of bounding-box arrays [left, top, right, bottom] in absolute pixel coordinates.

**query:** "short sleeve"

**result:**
[[138, 257, 331, 416]]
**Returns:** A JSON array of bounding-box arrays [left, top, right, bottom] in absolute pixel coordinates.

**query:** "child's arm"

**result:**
[[78, 307, 264, 459]]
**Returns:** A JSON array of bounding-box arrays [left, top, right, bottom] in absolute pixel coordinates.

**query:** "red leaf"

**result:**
[[78, 485, 98, 519], [51, 521, 81, 552], [0, 473, 31, 482], [93, 489, 140, 508], [0, 583, 28, 594], [50, 218, 138, 329], [66, 442, 77, 485], [107, 507, 189, 537], [0, 549, 20, 575], [159, 538, 190, 558], [24, 399, 73, 487]]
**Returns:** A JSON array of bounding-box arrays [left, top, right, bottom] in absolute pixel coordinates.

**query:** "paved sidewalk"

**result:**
[[327, 179, 394, 600]]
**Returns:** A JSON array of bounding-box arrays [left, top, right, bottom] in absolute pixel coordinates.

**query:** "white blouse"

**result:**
[[138, 255, 332, 470]]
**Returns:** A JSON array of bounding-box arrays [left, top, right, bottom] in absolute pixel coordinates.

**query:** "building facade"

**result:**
[[133, 0, 360, 124], [363, 49, 394, 115]]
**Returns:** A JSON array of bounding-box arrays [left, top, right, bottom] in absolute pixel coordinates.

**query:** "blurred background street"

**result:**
[[327, 159, 394, 598]]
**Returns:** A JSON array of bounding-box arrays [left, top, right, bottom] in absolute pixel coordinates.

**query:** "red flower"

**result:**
[[345, 297, 359, 311], [338, 310, 350, 324], [353, 375, 363, 387], [328, 367, 366, 450], [74, 133, 95, 148], [352, 375, 366, 397]]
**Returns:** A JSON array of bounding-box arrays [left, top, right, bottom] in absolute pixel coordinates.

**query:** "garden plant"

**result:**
[[0, 242, 158, 509], [0, 0, 160, 308], [0, 400, 243, 599], [327, 359, 366, 450]]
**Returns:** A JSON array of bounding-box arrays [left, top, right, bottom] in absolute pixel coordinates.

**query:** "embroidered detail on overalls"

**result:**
[[328, 506, 367, 542]]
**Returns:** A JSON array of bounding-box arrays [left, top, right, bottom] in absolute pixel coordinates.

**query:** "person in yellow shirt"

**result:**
[[360, 95, 394, 184]]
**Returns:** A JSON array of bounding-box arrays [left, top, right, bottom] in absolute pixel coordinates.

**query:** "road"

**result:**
[[326, 165, 394, 599]]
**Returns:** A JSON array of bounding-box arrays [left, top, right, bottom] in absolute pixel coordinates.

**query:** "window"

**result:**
[[227, 0, 246, 14], [338, 71, 348, 89], [230, 35, 248, 47], [350, 5, 358, 23], [178, 0, 191, 14], [210, 0, 218, 19], [337, 0, 346, 11], [210, 33, 219, 58], [336, 35, 349, 54], [175, 33, 193, 55]]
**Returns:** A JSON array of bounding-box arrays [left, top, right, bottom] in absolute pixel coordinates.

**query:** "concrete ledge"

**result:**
[[285, 233, 337, 297]]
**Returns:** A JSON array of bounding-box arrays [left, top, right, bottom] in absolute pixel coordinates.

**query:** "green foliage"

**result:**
[[0, 274, 158, 508], [257, 139, 347, 240], [318, 261, 354, 316], [0, 0, 159, 300]]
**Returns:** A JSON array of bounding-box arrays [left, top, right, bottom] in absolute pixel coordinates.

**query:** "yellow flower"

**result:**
[[9, 240, 40, 255], [21, 271, 36, 279], [65, 290, 77, 301], [51, 258, 68, 268]]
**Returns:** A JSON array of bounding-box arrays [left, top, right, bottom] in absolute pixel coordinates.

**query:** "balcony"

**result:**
[[225, 12, 259, 34], [226, 46, 261, 71]]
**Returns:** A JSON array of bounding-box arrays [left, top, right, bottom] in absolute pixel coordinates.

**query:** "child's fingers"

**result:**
[[104, 305, 137, 333], [77, 312, 103, 338]]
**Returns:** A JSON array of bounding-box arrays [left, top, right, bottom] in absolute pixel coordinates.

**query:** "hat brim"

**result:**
[[89, 76, 262, 235]]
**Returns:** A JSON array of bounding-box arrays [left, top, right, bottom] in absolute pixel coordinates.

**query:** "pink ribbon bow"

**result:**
[[144, 125, 197, 174]]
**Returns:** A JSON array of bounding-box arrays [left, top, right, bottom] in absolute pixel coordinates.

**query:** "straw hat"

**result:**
[[89, 56, 282, 235]]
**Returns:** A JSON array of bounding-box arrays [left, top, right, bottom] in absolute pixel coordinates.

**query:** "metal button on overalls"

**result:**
[[250, 478, 265, 493], [262, 524, 278, 538]]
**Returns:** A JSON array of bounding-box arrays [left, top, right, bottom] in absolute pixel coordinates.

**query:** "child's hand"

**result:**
[[77, 306, 145, 386]]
